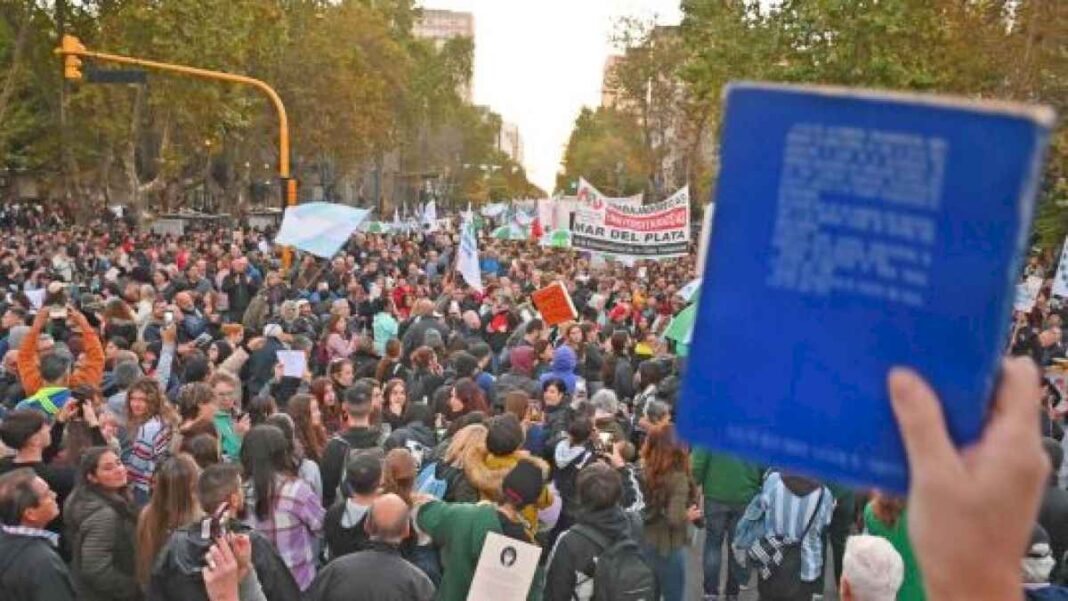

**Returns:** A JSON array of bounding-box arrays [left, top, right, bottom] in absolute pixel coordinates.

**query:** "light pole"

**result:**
[[55, 34, 298, 266]]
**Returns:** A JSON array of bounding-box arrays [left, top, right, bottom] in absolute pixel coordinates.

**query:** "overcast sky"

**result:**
[[419, 0, 683, 194]]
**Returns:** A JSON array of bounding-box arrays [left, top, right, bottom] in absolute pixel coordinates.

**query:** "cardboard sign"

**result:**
[[466, 532, 540, 601], [531, 282, 577, 326]]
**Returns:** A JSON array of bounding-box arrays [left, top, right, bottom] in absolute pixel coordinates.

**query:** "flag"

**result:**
[[531, 215, 543, 240], [274, 202, 370, 258], [423, 200, 438, 232], [392, 207, 402, 230], [457, 209, 483, 292]]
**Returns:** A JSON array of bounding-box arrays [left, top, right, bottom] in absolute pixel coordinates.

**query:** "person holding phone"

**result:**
[[16, 306, 104, 420]]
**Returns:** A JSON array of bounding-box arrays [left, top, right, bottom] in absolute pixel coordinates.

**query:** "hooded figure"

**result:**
[[539, 345, 578, 395]]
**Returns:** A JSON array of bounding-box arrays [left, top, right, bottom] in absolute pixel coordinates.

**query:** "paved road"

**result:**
[[685, 529, 840, 601]]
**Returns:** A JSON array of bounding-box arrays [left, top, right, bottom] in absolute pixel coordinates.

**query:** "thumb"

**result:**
[[888, 367, 959, 482]]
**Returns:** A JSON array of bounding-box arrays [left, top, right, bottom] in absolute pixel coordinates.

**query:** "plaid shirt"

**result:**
[[246, 476, 325, 590]]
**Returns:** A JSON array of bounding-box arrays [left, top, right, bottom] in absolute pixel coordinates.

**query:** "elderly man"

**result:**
[[222, 257, 258, 324], [0, 469, 74, 601], [306, 494, 434, 601], [839, 535, 903, 601]]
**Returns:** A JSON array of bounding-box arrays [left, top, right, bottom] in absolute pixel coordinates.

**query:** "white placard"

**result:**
[[25, 288, 45, 310], [276, 350, 306, 378], [466, 532, 540, 601], [1054, 237, 1068, 298]]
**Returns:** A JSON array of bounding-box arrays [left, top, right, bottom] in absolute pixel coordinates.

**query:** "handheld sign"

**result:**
[[531, 282, 578, 326], [679, 82, 1055, 493], [466, 532, 540, 601]]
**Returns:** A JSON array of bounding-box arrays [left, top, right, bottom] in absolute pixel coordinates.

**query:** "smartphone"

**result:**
[[163, 310, 174, 326], [209, 502, 230, 540]]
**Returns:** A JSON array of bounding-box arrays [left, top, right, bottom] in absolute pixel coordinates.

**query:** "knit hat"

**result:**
[[486, 414, 524, 456], [509, 346, 535, 376], [501, 459, 544, 509]]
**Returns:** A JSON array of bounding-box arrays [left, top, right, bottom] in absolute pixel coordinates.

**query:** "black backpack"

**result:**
[[571, 524, 658, 601], [751, 488, 825, 600]]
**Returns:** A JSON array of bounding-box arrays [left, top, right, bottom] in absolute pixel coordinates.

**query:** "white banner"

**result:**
[[571, 185, 691, 259], [1054, 236, 1068, 298]]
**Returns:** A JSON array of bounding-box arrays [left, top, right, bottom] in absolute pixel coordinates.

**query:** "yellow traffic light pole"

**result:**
[[56, 34, 298, 267]]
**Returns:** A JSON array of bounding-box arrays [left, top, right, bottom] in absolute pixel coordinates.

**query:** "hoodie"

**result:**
[[543, 506, 643, 601], [539, 345, 578, 394]]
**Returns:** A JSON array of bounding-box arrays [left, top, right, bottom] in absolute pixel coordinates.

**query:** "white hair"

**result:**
[[842, 535, 904, 601]]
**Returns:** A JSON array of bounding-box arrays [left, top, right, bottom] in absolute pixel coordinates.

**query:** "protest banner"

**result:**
[[531, 281, 577, 326], [1053, 235, 1068, 298], [1014, 275, 1044, 312], [571, 185, 691, 259]]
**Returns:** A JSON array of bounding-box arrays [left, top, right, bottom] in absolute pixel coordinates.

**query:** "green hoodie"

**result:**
[[416, 500, 542, 601], [691, 448, 763, 506], [213, 410, 241, 461]]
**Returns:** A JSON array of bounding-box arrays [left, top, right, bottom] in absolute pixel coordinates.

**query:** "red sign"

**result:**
[[531, 282, 577, 326]]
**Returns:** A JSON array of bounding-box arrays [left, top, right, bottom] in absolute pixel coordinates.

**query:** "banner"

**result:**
[[1014, 275, 1044, 312], [1054, 235, 1068, 298], [571, 185, 691, 259], [576, 177, 642, 208]]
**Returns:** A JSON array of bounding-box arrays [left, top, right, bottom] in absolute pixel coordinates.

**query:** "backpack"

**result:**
[[750, 488, 825, 600], [571, 524, 658, 601], [415, 461, 450, 499]]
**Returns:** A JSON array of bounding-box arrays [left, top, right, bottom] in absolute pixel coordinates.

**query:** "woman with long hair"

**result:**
[[123, 376, 176, 506], [310, 376, 343, 435], [407, 345, 444, 405], [266, 413, 323, 502], [441, 377, 489, 424], [286, 393, 328, 464], [240, 425, 325, 591], [864, 494, 925, 600], [321, 314, 359, 362], [382, 378, 409, 432], [640, 423, 702, 601], [64, 446, 142, 601], [135, 454, 201, 589], [102, 297, 138, 347], [374, 338, 409, 383]]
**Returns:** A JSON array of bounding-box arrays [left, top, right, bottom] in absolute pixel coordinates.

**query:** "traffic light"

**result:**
[[56, 34, 86, 81]]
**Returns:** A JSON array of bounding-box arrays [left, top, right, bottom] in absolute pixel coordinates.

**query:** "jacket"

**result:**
[[305, 543, 434, 601], [63, 487, 141, 601], [416, 500, 542, 601], [642, 469, 691, 555], [543, 506, 642, 601], [372, 312, 399, 356], [146, 520, 301, 601], [691, 448, 762, 506], [18, 316, 105, 398], [461, 445, 554, 539], [0, 528, 75, 601], [538, 346, 578, 394], [243, 337, 285, 397], [320, 426, 388, 507]]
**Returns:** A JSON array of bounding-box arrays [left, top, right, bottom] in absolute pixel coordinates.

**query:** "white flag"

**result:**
[[1054, 235, 1068, 298], [457, 209, 483, 292], [423, 200, 438, 232]]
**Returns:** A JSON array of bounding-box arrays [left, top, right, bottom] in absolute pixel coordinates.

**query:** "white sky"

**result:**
[[419, 0, 683, 193]]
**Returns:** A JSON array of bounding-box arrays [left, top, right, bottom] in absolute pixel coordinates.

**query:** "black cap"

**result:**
[[501, 459, 544, 509]]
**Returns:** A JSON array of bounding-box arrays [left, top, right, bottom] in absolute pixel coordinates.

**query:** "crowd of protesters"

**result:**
[[0, 209, 1059, 601]]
